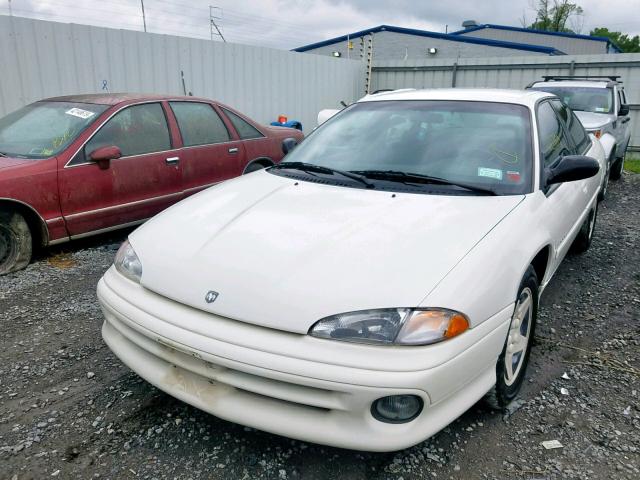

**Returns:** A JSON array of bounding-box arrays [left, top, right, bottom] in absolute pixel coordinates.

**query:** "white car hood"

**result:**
[[131, 171, 524, 334], [574, 111, 612, 130]]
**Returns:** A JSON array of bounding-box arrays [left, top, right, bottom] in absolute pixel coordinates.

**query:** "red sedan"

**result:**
[[0, 94, 303, 274]]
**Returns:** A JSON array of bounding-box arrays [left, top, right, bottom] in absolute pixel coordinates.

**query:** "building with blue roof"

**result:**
[[292, 25, 567, 61], [452, 22, 620, 55]]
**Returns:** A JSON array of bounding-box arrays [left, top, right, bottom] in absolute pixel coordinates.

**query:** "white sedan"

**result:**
[[97, 89, 604, 452]]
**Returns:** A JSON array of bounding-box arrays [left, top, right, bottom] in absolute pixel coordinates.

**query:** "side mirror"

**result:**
[[317, 109, 340, 126], [282, 137, 298, 155], [89, 145, 122, 170], [545, 155, 600, 186], [619, 104, 630, 116]]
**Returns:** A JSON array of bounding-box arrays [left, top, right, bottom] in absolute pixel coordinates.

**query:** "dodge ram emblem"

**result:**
[[205, 291, 219, 303]]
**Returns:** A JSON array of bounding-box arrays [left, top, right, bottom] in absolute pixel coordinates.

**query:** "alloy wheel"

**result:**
[[504, 287, 533, 386]]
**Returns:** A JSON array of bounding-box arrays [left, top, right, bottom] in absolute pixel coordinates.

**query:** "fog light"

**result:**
[[371, 395, 423, 423]]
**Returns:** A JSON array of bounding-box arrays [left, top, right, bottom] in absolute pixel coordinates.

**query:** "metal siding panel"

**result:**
[[0, 17, 355, 133]]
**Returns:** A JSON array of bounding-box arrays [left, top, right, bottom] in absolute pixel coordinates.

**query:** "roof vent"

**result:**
[[462, 20, 478, 28]]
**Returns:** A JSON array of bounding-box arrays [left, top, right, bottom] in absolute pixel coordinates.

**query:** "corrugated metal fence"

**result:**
[[372, 54, 640, 150], [0, 16, 364, 130]]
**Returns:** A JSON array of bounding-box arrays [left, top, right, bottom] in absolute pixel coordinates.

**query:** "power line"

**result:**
[[209, 5, 225, 42], [6, 0, 322, 48]]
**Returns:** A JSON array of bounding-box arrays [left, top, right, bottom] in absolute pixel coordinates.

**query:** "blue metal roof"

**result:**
[[451, 24, 622, 53], [292, 25, 565, 55]]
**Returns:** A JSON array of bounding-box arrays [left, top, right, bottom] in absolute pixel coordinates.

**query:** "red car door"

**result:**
[[219, 106, 282, 163], [58, 102, 182, 236], [168, 101, 246, 197]]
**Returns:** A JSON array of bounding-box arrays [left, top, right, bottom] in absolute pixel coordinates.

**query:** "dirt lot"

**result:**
[[1, 174, 639, 480]]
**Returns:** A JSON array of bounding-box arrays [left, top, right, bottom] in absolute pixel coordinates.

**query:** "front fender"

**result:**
[[419, 194, 552, 327], [598, 133, 617, 161]]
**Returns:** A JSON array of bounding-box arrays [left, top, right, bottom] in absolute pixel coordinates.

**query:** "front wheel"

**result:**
[[0, 210, 33, 275], [485, 266, 538, 409], [610, 152, 625, 180]]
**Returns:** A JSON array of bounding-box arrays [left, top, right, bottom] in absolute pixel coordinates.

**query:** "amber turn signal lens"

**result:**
[[593, 130, 602, 139], [444, 314, 469, 339]]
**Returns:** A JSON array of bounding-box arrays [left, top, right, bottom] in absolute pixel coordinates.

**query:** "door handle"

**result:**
[[228, 147, 239, 154], [622, 117, 630, 124], [166, 156, 180, 165]]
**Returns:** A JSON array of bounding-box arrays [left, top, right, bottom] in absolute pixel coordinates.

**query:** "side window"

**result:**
[[537, 101, 572, 167], [170, 102, 230, 146], [222, 108, 264, 140], [620, 89, 628, 104], [551, 100, 589, 153], [84, 103, 171, 159]]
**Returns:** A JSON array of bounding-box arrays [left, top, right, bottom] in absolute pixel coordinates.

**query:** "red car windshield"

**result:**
[[0, 101, 108, 159]]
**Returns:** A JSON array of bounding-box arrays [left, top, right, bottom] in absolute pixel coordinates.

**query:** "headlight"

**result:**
[[308, 308, 469, 346], [114, 240, 142, 283]]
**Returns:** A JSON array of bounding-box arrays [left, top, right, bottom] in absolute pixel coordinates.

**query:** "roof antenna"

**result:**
[[181, 70, 187, 96]]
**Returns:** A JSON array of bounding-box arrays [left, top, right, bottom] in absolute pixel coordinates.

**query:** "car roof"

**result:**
[[358, 88, 553, 108], [40, 93, 213, 106], [530, 80, 611, 89]]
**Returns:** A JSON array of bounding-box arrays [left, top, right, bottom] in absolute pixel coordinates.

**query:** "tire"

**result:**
[[485, 266, 538, 410], [598, 157, 610, 202], [610, 151, 625, 181], [0, 210, 33, 275], [571, 203, 598, 254], [244, 162, 267, 174]]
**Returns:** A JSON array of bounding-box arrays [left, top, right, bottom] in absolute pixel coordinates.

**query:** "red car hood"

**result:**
[[0, 156, 31, 171]]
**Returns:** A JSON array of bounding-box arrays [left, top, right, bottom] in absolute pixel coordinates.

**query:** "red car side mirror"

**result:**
[[89, 145, 122, 170]]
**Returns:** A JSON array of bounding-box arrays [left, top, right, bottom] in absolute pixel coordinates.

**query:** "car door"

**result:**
[[219, 106, 279, 164], [616, 88, 632, 153], [168, 101, 246, 198], [537, 100, 586, 264], [59, 102, 182, 237]]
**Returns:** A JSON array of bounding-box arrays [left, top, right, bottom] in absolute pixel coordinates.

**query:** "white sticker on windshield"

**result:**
[[594, 107, 607, 113], [478, 167, 503, 180], [65, 108, 95, 119]]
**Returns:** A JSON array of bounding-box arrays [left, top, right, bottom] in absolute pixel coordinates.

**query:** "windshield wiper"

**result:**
[[351, 170, 498, 196], [271, 162, 375, 189]]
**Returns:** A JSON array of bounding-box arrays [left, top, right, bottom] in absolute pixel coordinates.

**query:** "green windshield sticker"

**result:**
[[489, 144, 519, 164], [478, 167, 503, 180], [52, 129, 74, 149]]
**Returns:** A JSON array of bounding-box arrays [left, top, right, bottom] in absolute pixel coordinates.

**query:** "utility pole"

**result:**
[[209, 6, 226, 42], [140, 0, 147, 32]]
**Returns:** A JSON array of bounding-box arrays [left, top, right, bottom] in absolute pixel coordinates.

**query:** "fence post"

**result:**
[[569, 60, 575, 75], [451, 62, 458, 87]]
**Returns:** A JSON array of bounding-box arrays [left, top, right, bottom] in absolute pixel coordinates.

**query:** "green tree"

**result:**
[[527, 0, 584, 32], [591, 27, 640, 53]]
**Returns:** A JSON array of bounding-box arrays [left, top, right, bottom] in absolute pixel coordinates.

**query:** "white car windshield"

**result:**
[[274, 100, 533, 195], [533, 86, 613, 114], [0, 101, 108, 159]]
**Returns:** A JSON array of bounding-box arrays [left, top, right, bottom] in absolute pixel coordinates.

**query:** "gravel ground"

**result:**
[[1, 174, 639, 480]]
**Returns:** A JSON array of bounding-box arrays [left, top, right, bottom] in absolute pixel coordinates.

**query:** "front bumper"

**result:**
[[98, 267, 512, 451]]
